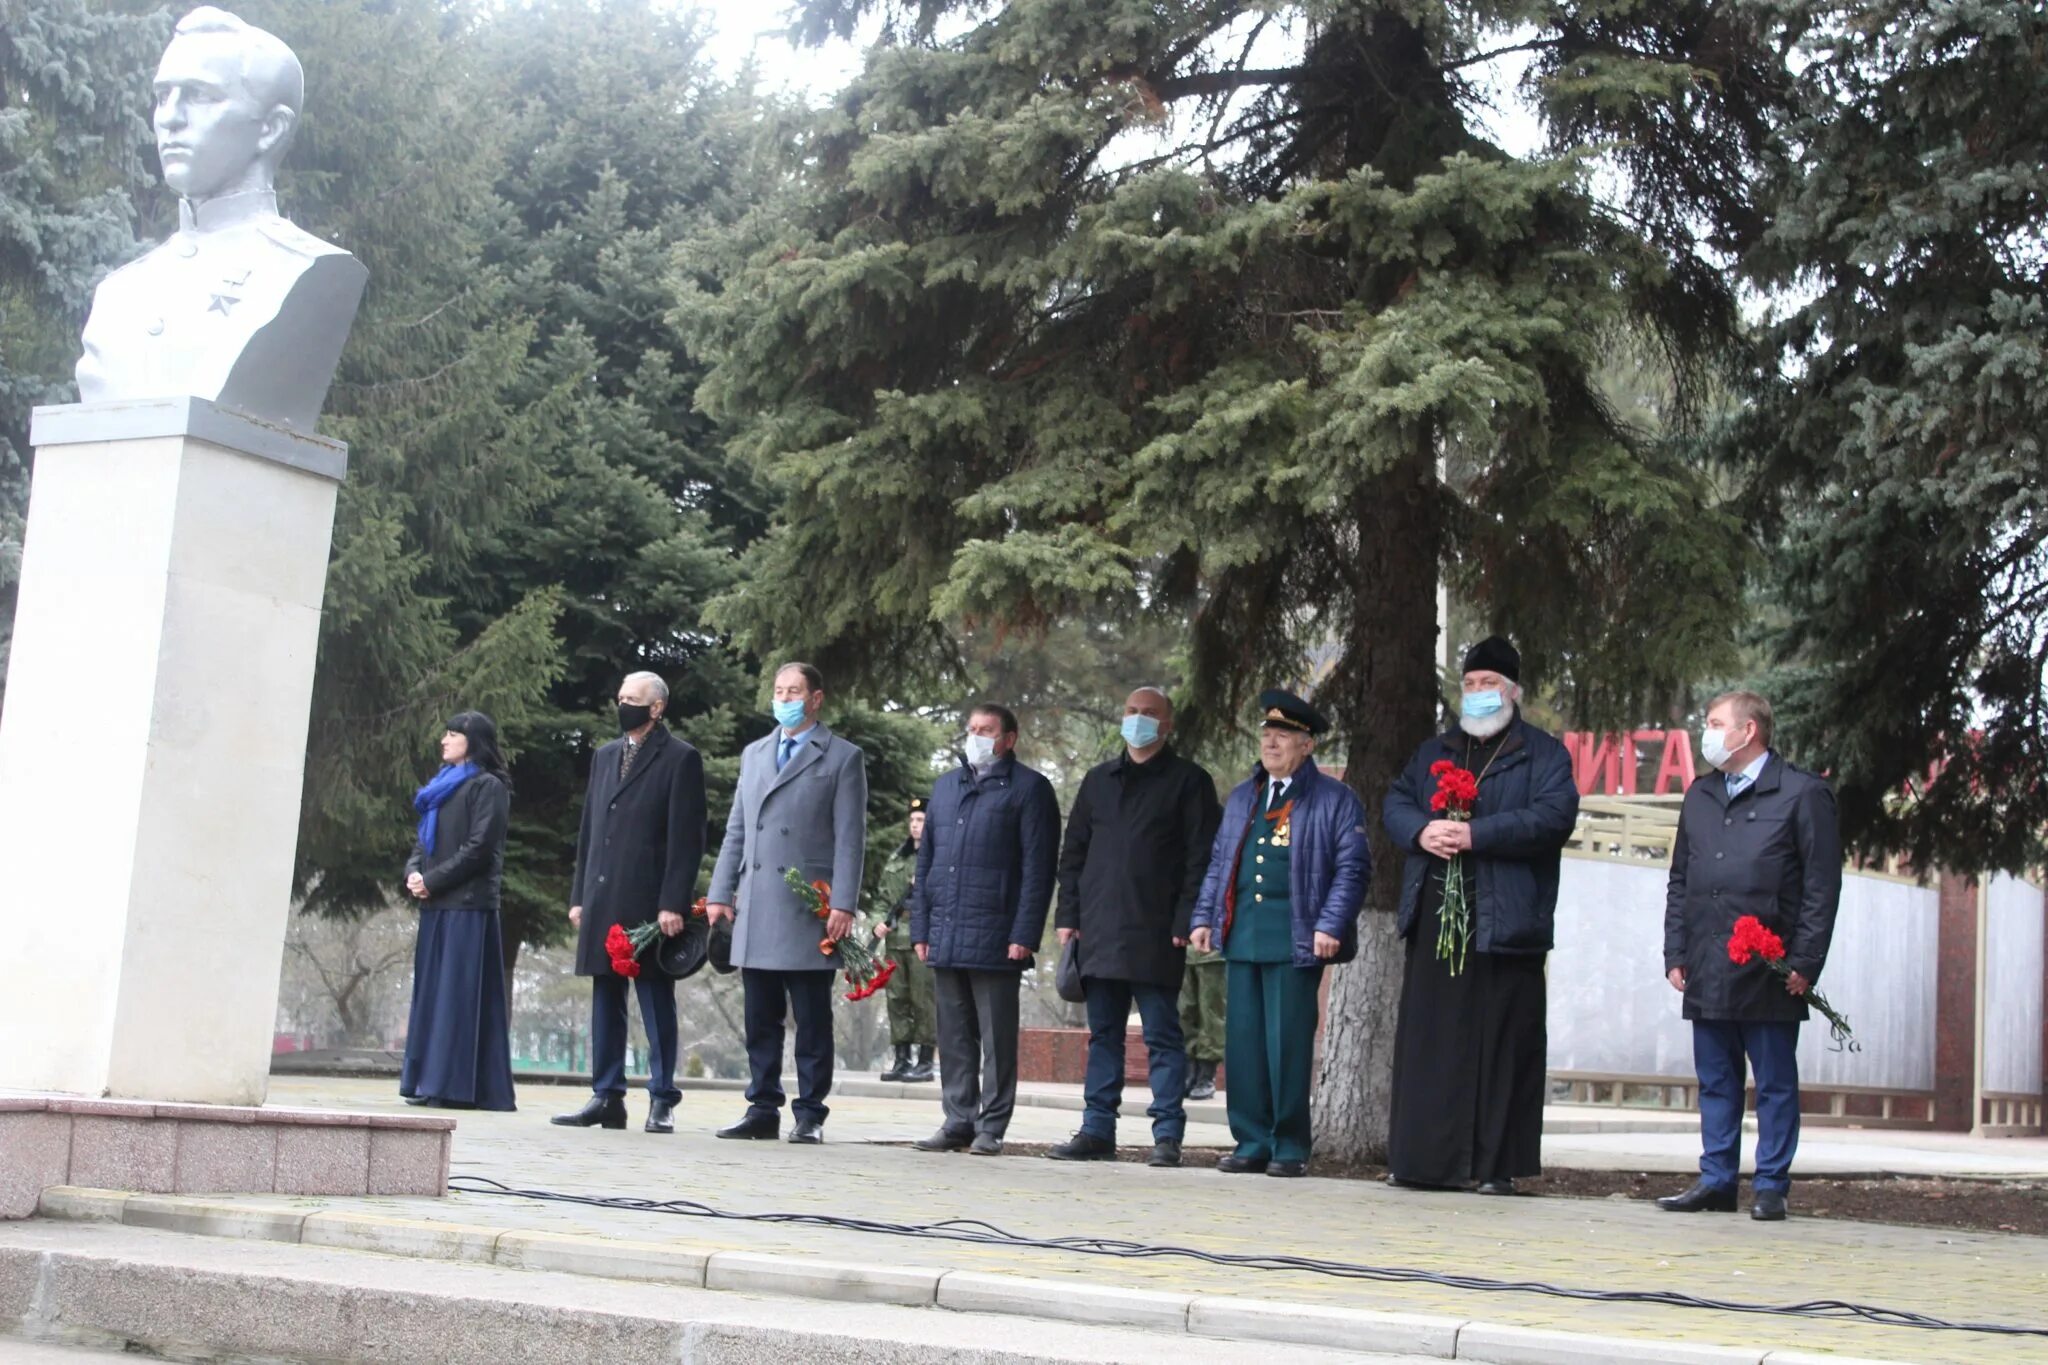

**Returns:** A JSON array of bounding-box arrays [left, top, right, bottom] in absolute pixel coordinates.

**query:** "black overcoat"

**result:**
[[1663, 753, 1842, 1023], [570, 726, 708, 978], [1054, 746, 1220, 988], [404, 771, 510, 911]]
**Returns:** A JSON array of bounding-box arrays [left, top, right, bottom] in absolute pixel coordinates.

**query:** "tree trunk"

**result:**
[[1313, 448, 1444, 1162]]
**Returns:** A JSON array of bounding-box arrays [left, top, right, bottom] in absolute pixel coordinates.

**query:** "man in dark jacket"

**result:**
[[553, 672, 708, 1135], [1383, 637, 1579, 1194], [1658, 690, 1841, 1222], [1190, 690, 1370, 1177], [909, 703, 1061, 1156], [1050, 686, 1221, 1167]]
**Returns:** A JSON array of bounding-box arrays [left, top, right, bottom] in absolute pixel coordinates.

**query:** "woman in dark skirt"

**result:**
[[400, 711, 517, 1111]]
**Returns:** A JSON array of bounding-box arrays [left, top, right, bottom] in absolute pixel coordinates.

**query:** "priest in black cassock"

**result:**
[[1382, 637, 1579, 1194]]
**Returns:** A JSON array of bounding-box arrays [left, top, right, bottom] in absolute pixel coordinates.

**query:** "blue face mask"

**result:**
[[773, 698, 809, 730], [1121, 713, 1161, 749], [1461, 689, 1505, 719]]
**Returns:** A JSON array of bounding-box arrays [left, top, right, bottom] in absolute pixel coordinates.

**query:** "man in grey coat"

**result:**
[[706, 662, 869, 1143], [1658, 690, 1841, 1222]]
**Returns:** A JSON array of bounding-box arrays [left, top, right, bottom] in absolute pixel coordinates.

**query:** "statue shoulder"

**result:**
[[252, 216, 352, 261]]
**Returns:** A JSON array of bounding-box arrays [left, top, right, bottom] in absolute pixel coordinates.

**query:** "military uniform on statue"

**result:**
[[872, 799, 937, 1082], [1382, 638, 1579, 1194], [1188, 692, 1369, 1177]]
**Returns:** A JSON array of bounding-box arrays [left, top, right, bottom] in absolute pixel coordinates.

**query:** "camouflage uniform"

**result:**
[[871, 845, 937, 1050]]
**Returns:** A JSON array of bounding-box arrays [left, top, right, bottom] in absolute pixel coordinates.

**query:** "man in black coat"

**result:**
[[910, 702, 1060, 1156], [1049, 686, 1221, 1167], [552, 671, 708, 1135], [1658, 690, 1841, 1222]]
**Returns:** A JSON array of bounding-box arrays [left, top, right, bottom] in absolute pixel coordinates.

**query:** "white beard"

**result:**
[[1458, 704, 1514, 740]]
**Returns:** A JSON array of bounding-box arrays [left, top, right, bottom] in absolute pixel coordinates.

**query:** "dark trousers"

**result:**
[[742, 967, 835, 1125], [590, 971, 678, 1104], [1223, 960, 1322, 1163], [1694, 1019, 1801, 1193], [933, 967, 1022, 1138], [1081, 976, 1188, 1142]]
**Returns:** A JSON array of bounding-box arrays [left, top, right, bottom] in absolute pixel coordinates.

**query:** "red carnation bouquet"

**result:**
[[1728, 914, 1857, 1047], [1429, 759, 1481, 974], [783, 867, 896, 1001], [604, 898, 710, 977]]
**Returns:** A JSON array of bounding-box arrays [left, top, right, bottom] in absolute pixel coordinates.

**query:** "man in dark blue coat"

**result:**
[[554, 671, 707, 1135], [1658, 690, 1840, 1222], [1190, 690, 1370, 1177], [1383, 637, 1579, 1194], [909, 703, 1061, 1156]]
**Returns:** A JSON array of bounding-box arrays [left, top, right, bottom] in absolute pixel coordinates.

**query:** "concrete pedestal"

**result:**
[[0, 398, 346, 1106]]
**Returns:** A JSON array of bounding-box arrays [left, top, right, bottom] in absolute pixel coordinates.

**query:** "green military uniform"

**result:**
[[870, 841, 936, 1059], [1223, 781, 1323, 1164], [1179, 947, 1227, 1099]]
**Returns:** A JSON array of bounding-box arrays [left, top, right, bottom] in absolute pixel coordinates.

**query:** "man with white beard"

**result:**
[[1381, 637, 1579, 1194]]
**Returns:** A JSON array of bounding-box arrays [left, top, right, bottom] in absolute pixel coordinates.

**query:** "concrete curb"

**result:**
[[31, 1187, 1907, 1365]]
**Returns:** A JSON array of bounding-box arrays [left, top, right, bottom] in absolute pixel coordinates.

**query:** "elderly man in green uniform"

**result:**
[[1189, 691, 1370, 1177], [870, 798, 937, 1082]]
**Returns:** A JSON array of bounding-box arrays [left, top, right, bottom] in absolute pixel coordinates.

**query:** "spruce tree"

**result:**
[[0, 0, 166, 682], [1730, 1, 2048, 874], [678, 1, 1786, 1156]]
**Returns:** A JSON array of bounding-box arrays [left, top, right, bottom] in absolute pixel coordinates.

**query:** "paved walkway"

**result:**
[[171, 1078, 2045, 1362]]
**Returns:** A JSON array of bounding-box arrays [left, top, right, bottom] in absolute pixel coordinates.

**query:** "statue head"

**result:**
[[153, 7, 305, 203]]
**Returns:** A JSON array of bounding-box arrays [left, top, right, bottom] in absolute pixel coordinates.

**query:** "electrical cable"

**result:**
[[446, 1175, 2046, 1338]]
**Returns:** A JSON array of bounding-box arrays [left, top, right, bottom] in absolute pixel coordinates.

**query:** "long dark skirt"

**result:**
[[1386, 896, 1545, 1186], [400, 907, 517, 1111]]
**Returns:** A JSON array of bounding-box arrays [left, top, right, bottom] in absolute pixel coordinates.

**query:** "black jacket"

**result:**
[[404, 771, 510, 911], [1055, 746, 1220, 988], [912, 756, 1062, 972], [1383, 717, 1580, 955], [1664, 753, 1842, 1022], [570, 726, 708, 978]]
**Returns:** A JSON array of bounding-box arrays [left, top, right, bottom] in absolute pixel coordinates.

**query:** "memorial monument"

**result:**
[[0, 9, 367, 1110]]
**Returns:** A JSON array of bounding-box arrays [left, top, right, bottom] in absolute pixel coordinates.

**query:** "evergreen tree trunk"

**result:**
[[1315, 446, 1443, 1161]]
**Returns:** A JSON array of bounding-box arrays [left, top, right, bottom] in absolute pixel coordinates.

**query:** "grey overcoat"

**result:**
[[708, 724, 869, 973]]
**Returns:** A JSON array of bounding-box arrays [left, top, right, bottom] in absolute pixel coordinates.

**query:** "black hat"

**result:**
[[654, 914, 711, 980], [1257, 688, 1328, 736], [707, 919, 735, 975], [909, 796, 926, 814], [1462, 636, 1520, 683]]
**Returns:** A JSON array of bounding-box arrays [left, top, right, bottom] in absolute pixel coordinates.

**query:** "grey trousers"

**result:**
[[933, 967, 1022, 1138]]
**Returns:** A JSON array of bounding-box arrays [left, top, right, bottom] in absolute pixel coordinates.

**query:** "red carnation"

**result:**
[[1430, 759, 1454, 776]]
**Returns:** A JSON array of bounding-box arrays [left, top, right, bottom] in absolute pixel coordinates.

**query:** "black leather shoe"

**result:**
[[715, 1112, 780, 1140], [1752, 1190, 1788, 1221], [915, 1127, 973, 1152], [402, 1095, 430, 1107], [905, 1045, 935, 1082], [787, 1119, 825, 1144], [1148, 1139, 1182, 1168], [1046, 1131, 1116, 1161], [550, 1094, 627, 1129], [1657, 1180, 1737, 1212], [644, 1099, 675, 1134], [1477, 1178, 1516, 1196], [969, 1133, 1003, 1156], [1266, 1159, 1308, 1178], [1216, 1153, 1268, 1174]]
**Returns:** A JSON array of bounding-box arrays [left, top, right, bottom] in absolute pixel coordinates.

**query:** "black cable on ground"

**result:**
[[445, 1175, 2045, 1339]]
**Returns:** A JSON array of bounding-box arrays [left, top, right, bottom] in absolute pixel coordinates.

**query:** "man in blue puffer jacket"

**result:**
[[909, 702, 1061, 1156], [1382, 636, 1579, 1196], [1189, 689, 1370, 1178]]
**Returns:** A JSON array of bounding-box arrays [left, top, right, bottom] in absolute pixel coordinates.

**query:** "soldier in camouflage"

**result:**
[[870, 799, 937, 1081]]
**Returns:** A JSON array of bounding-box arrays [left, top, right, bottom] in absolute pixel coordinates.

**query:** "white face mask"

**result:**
[[963, 733, 998, 767], [1700, 725, 1741, 770]]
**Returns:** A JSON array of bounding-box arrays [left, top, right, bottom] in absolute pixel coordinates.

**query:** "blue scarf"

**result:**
[[413, 762, 478, 856]]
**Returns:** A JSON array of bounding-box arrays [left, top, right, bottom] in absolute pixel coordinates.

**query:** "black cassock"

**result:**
[[1386, 728, 1547, 1187]]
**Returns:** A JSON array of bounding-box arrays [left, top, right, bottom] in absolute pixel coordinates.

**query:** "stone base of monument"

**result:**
[[0, 1096, 452, 1220]]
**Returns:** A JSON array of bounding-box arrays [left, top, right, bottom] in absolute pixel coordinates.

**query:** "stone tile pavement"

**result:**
[[158, 1078, 2048, 1362]]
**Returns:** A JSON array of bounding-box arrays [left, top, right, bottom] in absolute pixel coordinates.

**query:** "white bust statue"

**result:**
[[74, 7, 367, 433]]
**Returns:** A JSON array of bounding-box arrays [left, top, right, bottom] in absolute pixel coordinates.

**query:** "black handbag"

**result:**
[[1055, 934, 1086, 1003]]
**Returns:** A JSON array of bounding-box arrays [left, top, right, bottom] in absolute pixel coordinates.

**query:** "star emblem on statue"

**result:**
[[208, 292, 239, 316]]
